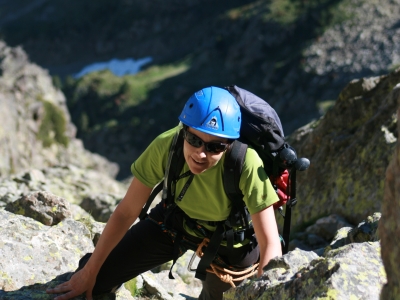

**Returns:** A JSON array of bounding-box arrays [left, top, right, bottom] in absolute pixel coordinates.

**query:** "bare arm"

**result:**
[[47, 177, 153, 300], [251, 205, 282, 277], [81, 177, 152, 275]]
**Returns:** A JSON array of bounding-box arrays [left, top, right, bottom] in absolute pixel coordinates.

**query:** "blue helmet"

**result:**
[[178, 86, 241, 139]]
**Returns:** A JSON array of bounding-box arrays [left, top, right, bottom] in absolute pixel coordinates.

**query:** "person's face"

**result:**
[[183, 127, 229, 175]]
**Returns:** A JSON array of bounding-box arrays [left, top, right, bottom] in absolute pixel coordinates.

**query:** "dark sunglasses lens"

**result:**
[[205, 143, 227, 153], [185, 131, 203, 148], [185, 130, 228, 153]]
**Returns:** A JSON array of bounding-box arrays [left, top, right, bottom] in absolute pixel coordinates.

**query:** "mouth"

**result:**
[[191, 156, 205, 165]]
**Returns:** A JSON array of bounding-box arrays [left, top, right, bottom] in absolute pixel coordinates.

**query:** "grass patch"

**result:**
[[317, 100, 336, 115], [388, 63, 400, 73], [225, 0, 353, 27], [124, 278, 144, 297], [37, 98, 69, 148]]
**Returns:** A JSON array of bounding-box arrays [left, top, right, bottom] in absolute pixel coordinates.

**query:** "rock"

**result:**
[[80, 193, 120, 222], [305, 214, 354, 241], [69, 203, 94, 222], [329, 227, 354, 249], [140, 270, 200, 300], [263, 248, 319, 275], [0, 165, 127, 208], [0, 41, 118, 178], [349, 212, 381, 243], [329, 213, 381, 251], [5, 191, 71, 225], [224, 242, 386, 300], [0, 210, 94, 292], [289, 70, 400, 229], [379, 92, 400, 299], [0, 273, 134, 300], [78, 217, 106, 247]]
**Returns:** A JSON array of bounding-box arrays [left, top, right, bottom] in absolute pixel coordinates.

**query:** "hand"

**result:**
[[270, 169, 289, 209], [46, 268, 96, 300]]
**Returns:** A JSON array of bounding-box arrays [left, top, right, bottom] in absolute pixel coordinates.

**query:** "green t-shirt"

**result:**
[[131, 125, 279, 242]]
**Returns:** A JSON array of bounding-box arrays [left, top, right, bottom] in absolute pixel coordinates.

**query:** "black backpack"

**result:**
[[139, 85, 310, 280], [223, 85, 310, 254]]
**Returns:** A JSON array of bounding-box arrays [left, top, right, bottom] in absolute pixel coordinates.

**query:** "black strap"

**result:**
[[282, 168, 296, 254], [176, 172, 194, 201], [139, 128, 185, 219], [223, 140, 249, 228], [169, 231, 183, 279], [195, 222, 225, 281], [139, 182, 163, 220], [225, 228, 235, 250], [164, 129, 186, 204]]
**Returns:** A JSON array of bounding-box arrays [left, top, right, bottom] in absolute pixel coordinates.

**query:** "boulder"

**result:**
[[0, 210, 93, 291], [0, 209, 134, 299], [379, 92, 400, 299], [0, 41, 118, 178], [223, 242, 386, 300], [305, 214, 354, 241], [288, 70, 400, 229], [330, 212, 380, 251], [139, 270, 200, 300], [80, 193, 120, 222], [0, 165, 127, 208], [5, 191, 71, 225]]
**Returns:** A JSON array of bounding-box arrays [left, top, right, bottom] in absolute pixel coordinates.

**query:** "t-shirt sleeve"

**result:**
[[131, 126, 180, 188], [239, 148, 279, 215]]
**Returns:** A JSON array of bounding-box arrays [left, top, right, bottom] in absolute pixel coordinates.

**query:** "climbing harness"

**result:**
[[188, 238, 259, 287]]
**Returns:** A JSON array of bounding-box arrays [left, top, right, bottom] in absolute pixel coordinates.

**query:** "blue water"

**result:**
[[74, 57, 152, 78]]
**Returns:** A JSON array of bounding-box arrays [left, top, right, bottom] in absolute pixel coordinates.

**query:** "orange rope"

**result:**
[[195, 238, 210, 257], [195, 238, 259, 287]]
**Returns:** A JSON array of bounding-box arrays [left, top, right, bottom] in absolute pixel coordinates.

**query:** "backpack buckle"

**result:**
[[287, 198, 297, 208]]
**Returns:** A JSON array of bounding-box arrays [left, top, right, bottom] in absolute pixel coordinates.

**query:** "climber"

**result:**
[[46, 86, 282, 300]]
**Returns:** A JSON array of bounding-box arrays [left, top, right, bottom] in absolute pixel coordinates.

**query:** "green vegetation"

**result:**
[[63, 60, 190, 137], [225, 0, 352, 28], [317, 100, 336, 115], [388, 63, 400, 73], [37, 98, 69, 148], [124, 278, 143, 297]]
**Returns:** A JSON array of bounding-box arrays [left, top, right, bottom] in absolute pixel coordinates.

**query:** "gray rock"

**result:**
[[379, 89, 400, 299], [0, 40, 118, 179], [0, 273, 134, 300], [0, 165, 127, 208], [5, 191, 71, 225], [224, 242, 386, 300], [80, 193, 120, 222], [0, 210, 94, 291], [305, 214, 354, 241], [140, 270, 200, 300], [349, 212, 381, 243], [330, 212, 381, 250], [289, 69, 400, 230]]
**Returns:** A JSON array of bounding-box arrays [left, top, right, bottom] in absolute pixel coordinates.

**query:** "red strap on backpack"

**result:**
[[270, 169, 289, 209]]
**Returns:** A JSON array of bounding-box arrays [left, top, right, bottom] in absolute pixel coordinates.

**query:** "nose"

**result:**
[[195, 145, 207, 157]]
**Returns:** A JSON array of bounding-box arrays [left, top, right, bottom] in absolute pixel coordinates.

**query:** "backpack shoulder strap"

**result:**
[[162, 128, 185, 204], [223, 140, 249, 228], [139, 128, 184, 220]]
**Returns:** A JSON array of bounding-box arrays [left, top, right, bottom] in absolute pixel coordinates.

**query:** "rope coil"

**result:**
[[194, 238, 259, 287]]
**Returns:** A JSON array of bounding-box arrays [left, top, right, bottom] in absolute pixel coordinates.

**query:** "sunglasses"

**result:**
[[183, 129, 230, 153]]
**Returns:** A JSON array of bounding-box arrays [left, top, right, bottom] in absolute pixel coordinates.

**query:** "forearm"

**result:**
[[251, 205, 282, 277], [82, 208, 136, 275], [81, 177, 152, 276], [257, 240, 282, 277]]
